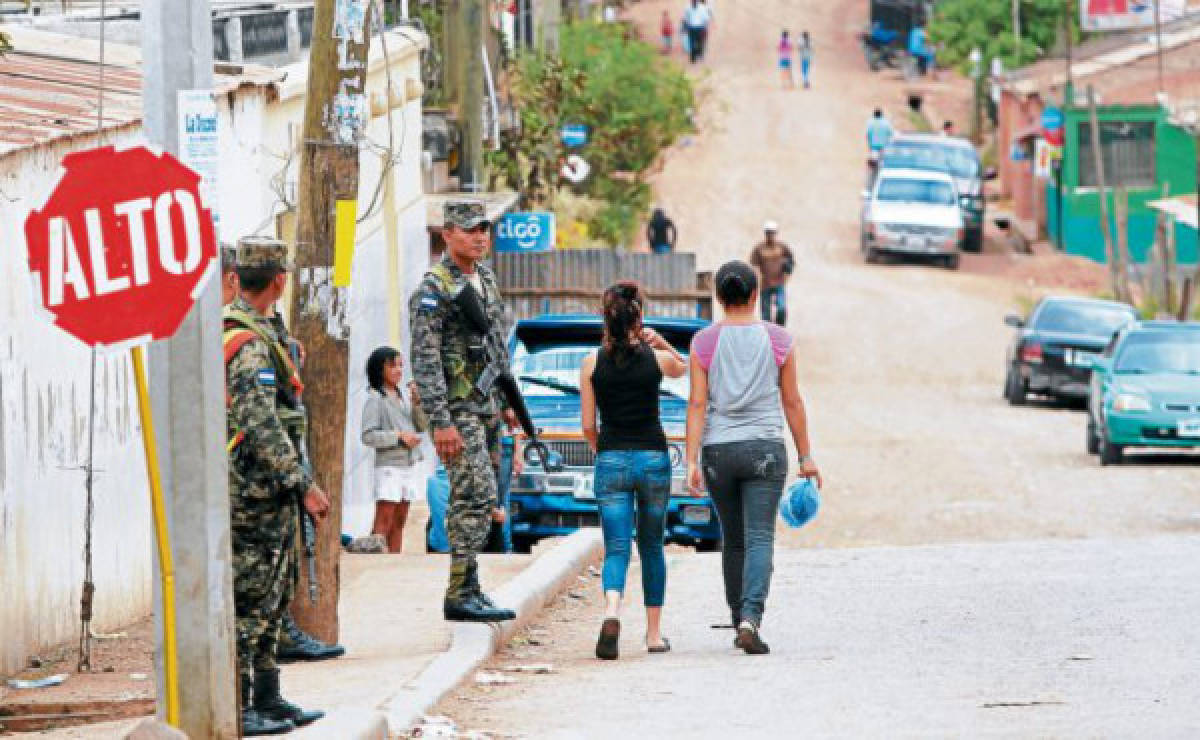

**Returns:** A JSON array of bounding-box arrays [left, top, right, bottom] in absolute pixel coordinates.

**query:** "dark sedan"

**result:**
[[1004, 296, 1138, 405]]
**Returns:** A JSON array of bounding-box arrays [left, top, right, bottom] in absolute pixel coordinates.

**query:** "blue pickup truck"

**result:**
[[505, 314, 721, 553]]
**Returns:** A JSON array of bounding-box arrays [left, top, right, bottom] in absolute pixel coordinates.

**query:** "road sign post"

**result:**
[[140, 0, 239, 732]]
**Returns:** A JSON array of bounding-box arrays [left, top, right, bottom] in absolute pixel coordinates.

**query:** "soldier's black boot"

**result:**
[[241, 680, 294, 736], [253, 669, 324, 727], [277, 614, 346, 663], [465, 562, 515, 621]]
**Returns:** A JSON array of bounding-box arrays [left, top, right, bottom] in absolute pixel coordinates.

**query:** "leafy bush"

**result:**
[[930, 0, 1074, 73], [492, 22, 694, 246]]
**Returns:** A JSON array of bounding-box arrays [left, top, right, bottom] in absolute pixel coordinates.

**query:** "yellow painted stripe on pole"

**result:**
[[333, 199, 357, 287], [131, 346, 181, 726]]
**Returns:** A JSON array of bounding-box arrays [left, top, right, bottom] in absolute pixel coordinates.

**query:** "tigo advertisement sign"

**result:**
[[494, 212, 556, 253], [1081, 0, 1183, 32]]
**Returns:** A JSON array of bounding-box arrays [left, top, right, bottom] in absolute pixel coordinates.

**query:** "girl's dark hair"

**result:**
[[715, 260, 758, 307], [366, 346, 401, 393], [602, 281, 645, 365]]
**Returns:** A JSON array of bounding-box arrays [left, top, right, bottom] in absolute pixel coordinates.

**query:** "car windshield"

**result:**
[[942, 148, 980, 179], [512, 345, 691, 398], [1035, 302, 1135, 336], [887, 142, 980, 180], [881, 145, 950, 174], [876, 178, 956, 206], [1114, 331, 1200, 374]]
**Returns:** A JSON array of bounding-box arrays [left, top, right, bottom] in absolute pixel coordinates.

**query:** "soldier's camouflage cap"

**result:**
[[236, 236, 293, 272], [220, 242, 238, 272], [444, 199, 491, 230]]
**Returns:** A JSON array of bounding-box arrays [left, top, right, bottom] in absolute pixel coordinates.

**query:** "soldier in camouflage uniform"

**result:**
[[411, 201, 518, 623], [225, 237, 329, 736]]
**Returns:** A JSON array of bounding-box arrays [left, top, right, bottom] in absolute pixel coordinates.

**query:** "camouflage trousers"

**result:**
[[445, 409, 502, 600], [232, 507, 297, 688]]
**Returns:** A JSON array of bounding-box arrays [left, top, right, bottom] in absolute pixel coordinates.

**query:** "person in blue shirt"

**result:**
[[866, 109, 894, 153], [908, 26, 935, 76]]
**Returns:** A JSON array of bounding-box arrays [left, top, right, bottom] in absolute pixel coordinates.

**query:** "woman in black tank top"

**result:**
[[581, 281, 686, 660]]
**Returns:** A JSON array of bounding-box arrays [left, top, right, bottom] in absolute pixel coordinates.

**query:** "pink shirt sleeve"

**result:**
[[690, 324, 722, 371], [765, 323, 793, 367]]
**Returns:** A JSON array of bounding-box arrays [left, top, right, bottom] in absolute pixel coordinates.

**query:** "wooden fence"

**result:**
[[492, 250, 712, 321]]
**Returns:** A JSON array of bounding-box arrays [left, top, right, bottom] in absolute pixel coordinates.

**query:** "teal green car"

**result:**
[[1087, 321, 1200, 465]]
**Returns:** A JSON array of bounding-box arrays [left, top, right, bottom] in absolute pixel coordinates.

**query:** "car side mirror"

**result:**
[[1004, 314, 1024, 328], [983, 166, 998, 181]]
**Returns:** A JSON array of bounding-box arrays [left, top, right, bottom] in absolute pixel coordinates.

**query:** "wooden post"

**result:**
[[1156, 182, 1175, 314], [1087, 86, 1123, 302], [457, 0, 485, 191], [1114, 187, 1135, 304], [445, 0, 461, 104], [286, 0, 373, 642]]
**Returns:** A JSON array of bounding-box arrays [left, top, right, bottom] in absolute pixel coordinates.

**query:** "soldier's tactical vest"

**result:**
[[222, 307, 306, 453], [430, 263, 488, 403]]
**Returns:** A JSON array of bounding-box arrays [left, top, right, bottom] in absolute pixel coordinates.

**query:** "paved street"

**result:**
[[437, 0, 1200, 735], [442, 538, 1200, 737]]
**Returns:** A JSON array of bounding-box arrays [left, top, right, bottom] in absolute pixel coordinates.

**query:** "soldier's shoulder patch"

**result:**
[[256, 368, 277, 387], [417, 291, 441, 315]]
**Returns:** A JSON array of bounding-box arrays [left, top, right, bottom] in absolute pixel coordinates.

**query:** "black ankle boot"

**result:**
[[465, 563, 515, 619], [241, 680, 294, 736], [444, 594, 516, 622], [277, 614, 346, 663], [253, 669, 324, 727]]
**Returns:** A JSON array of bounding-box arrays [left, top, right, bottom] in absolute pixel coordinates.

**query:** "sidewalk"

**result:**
[[17, 504, 597, 738]]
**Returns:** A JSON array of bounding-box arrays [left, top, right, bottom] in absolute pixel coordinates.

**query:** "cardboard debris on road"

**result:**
[[5, 674, 68, 690], [474, 672, 516, 686], [502, 663, 554, 674]]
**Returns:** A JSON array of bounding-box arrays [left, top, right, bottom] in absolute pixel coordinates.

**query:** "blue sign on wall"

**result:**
[[560, 124, 588, 148], [494, 212, 556, 253], [1040, 107, 1064, 131]]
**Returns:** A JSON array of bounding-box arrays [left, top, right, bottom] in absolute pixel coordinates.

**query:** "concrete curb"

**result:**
[[378, 529, 603, 735]]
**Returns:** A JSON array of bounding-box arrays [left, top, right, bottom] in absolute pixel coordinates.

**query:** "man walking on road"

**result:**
[[683, 0, 711, 63], [224, 238, 329, 736], [865, 108, 894, 187], [749, 221, 795, 326], [411, 201, 520, 623]]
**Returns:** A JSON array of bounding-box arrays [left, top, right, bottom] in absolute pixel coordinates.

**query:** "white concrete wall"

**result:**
[[0, 129, 154, 676], [0, 30, 428, 673]]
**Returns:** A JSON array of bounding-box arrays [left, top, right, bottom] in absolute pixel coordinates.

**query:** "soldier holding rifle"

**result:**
[[224, 237, 328, 735], [411, 201, 530, 623]]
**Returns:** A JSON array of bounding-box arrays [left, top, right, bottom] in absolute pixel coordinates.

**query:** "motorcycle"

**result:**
[[860, 23, 902, 71]]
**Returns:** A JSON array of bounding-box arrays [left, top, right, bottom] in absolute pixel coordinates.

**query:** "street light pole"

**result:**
[[141, 0, 238, 735]]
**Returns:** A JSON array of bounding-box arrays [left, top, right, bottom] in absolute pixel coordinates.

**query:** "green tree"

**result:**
[[491, 22, 693, 246], [929, 0, 1075, 72], [0, 30, 11, 56]]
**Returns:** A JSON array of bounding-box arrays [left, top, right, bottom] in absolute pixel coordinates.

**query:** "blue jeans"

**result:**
[[702, 439, 787, 626], [760, 284, 787, 325], [594, 449, 671, 607]]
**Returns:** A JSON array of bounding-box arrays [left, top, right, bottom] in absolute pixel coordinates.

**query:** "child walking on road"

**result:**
[[582, 282, 687, 661], [685, 261, 822, 656], [798, 31, 814, 88], [778, 30, 795, 88], [361, 347, 429, 553]]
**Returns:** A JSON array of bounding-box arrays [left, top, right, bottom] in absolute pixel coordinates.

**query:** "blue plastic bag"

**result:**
[[426, 468, 451, 553], [779, 477, 820, 529]]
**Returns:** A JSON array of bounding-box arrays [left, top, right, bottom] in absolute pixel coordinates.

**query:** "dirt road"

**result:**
[[436, 0, 1199, 734], [634, 0, 1198, 549]]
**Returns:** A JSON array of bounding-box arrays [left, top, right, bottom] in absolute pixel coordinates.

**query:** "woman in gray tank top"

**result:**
[[685, 260, 822, 655]]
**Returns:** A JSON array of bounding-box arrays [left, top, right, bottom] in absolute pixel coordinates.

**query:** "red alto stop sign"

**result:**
[[24, 145, 218, 348]]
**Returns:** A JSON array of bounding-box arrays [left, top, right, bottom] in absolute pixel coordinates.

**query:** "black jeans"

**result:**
[[701, 439, 787, 626], [687, 26, 704, 63]]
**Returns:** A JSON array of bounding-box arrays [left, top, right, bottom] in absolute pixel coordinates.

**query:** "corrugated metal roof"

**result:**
[[0, 49, 142, 156], [0, 28, 286, 158]]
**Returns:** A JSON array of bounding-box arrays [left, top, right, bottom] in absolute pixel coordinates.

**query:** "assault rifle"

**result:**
[[453, 283, 561, 473], [288, 340, 320, 606]]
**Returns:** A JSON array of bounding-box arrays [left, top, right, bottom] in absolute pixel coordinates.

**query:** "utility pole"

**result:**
[[1087, 85, 1125, 303], [141, 0, 238, 736], [1012, 0, 1021, 62], [456, 0, 485, 191], [287, 0, 373, 642]]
